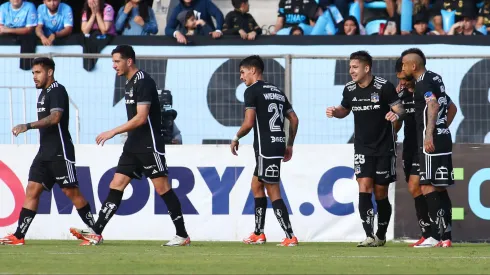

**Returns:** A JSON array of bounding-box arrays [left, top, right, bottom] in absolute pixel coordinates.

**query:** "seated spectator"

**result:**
[[177, 10, 212, 37], [81, 0, 116, 36], [339, 15, 361, 35], [448, 9, 483, 35], [431, 0, 477, 34], [36, 0, 73, 46], [166, 0, 224, 44], [272, 0, 321, 35], [115, 0, 158, 35], [222, 0, 261, 40], [0, 0, 37, 36], [476, 0, 490, 33], [411, 12, 430, 35], [289, 25, 304, 35]]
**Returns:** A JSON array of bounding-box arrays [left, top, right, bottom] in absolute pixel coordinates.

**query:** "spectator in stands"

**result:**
[[448, 8, 482, 35], [431, 0, 477, 35], [319, 0, 351, 20], [339, 15, 360, 35], [411, 11, 430, 35], [115, 0, 158, 35], [0, 0, 37, 36], [176, 10, 212, 37], [36, 0, 73, 46], [357, 0, 396, 24], [166, 0, 224, 44], [397, 0, 429, 34], [222, 0, 261, 40], [289, 25, 304, 35], [81, 0, 116, 36], [272, 0, 321, 35], [476, 0, 490, 33]]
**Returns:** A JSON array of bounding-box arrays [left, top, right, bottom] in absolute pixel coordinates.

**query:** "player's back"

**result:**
[[244, 80, 293, 158]]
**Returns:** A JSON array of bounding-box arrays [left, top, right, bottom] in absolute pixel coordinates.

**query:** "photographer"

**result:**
[[159, 89, 182, 145]]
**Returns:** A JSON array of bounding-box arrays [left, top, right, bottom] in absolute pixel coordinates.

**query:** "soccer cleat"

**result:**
[[243, 233, 266, 245], [163, 235, 191, 246], [79, 240, 92, 246], [277, 236, 298, 247], [0, 234, 25, 246], [410, 237, 426, 247], [413, 237, 440, 248], [436, 240, 452, 248], [357, 236, 376, 247], [373, 235, 386, 247], [69, 227, 103, 245]]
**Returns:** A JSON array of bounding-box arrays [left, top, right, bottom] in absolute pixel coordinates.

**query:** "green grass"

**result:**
[[0, 241, 489, 274]]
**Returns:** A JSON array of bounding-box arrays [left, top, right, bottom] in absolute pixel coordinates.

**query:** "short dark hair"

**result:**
[[185, 10, 195, 22], [239, 55, 264, 73], [395, 57, 403, 73], [112, 45, 136, 63], [349, 51, 373, 69], [232, 0, 247, 9], [32, 57, 55, 71], [401, 48, 426, 65]]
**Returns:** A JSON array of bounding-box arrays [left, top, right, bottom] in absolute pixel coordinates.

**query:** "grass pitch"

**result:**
[[0, 241, 489, 274]]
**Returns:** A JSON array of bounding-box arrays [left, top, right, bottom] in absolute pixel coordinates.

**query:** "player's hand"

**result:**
[[12, 124, 28, 137], [385, 111, 399, 122], [396, 82, 404, 93], [247, 31, 257, 40], [326, 106, 336, 118], [283, 146, 293, 162], [211, 31, 222, 39], [424, 136, 435, 153], [238, 29, 247, 40], [96, 130, 116, 146], [41, 36, 52, 46], [134, 16, 145, 26], [175, 32, 187, 44], [230, 140, 239, 155]]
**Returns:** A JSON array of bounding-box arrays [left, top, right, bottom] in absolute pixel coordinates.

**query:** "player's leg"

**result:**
[[264, 183, 297, 247], [435, 155, 454, 247], [1, 158, 50, 245], [372, 155, 396, 246], [437, 187, 452, 246], [141, 152, 189, 246], [407, 174, 432, 245], [243, 159, 267, 245], [355, 155, 376, 246]]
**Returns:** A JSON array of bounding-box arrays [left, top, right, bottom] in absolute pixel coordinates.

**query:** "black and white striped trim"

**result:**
[[374, 76, 387, 84], [66, 161, 76, 182], [345, 80, 355, 86], [136, 71, 145, 81], [153, 152, 165, 171], [46, 81, 59, 93]]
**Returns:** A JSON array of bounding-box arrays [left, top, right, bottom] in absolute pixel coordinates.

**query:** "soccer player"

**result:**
[[394, 56, 457, 247], [69, 45, 190, 246], [36, 0, 74, 46], [401, 48, 455, 248], [0, 0, 37, 35], [0, 57, 95, 246], [231, 55, 299, 247], [326, 51, 405, 247]]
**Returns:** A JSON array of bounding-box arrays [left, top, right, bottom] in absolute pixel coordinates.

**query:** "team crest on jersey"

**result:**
[[370, 92, 379, 103], [51, 19, 57, 25], [13, 17, 18, 23], [355, 165, 361, 175]]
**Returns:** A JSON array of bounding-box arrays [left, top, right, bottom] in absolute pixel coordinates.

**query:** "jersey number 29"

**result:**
[[268, 103, 284, 132]]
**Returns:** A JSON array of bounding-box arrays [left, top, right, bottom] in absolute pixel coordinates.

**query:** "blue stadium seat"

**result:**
[[477, 25, 487, 35], [441, 9, 456, 33], [365, 19, 385, 35], [400, 0, 413, 32], [299, 23, 314, 35], [311, 7, 338, 35], [276, 27, 292, 35], [364, 1, 387, 9], [477, 1, 484, 9], [349, 2, 361, 24]]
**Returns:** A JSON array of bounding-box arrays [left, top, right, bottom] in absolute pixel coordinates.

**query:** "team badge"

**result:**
[[51, 19, 57, 26], [370, 92, 379, 103], [355, 165, 361, 175]]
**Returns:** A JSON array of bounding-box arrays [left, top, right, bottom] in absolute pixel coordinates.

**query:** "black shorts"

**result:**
[[28, 154, 79, 191], [253, 155, 282, 184], [403, 150, 420, 182], [419, 152, 454, 187], [354, 154, 396, 186], [116, 151, 168, 179]]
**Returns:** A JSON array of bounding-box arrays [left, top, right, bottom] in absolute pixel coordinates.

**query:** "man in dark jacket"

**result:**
[[223, 0, 262, 40], [165, 0, 224, 44]]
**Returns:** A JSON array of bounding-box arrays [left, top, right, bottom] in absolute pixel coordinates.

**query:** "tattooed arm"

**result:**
[[12, 111, 62, 137], [424, 100, 439, 153]]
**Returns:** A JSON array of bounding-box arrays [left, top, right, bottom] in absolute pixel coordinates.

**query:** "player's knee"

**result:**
[[408, 180, 422, 198], [357, 179, 373, 193], [109, 174, 131, 191], [265, 184, 281, 201], [25, 182, 44, 201], [374, 187, 388, 200], [61, 187, 80, 199], [152, 177, 171, 195]]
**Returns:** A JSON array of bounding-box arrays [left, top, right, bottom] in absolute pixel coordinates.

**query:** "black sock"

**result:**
[[375, 197, 392, 240], [161, 189, 188, 238], [77, 203, 95, 229], [414, 195, 431, 238], [93, 189, 123, 235], [439, 190, 452, 241], [359, 192, 375, 238], [425, 191, 443, 241], [14, 208, 36, 239], [272, 199, 294, 239], [254, 197, 267, 235]]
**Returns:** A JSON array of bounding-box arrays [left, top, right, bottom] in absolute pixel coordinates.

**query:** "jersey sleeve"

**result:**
[[26, 3, 38, 27], [48, 88, 67, 113], [382, 81, 401, 107], [63, 4, 74, 27], [37, 5, 45, 25], [278, 0, 286, 18], [340, 86, 351, 109], [284, 94, 293, 114], [103, 4, 115, 22], [244, 88, 257, 110], [0, 4, 5, 25], [135, 78, 154, 105], [421, 79, 442, 103]]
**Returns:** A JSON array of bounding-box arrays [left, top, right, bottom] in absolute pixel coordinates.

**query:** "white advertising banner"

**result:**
[[0, 144, 395, 242]]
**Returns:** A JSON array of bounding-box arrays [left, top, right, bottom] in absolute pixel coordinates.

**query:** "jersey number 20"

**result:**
[[268, 103, 284, 132]]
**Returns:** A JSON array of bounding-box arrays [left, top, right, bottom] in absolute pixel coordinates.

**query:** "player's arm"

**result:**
[[96, 104, 149, 145], [231, 88, 256, 155], [12, 110, 63, 136], [446, 96, 457, 126], [393, 119, 403, 133], [424, 91, 439, 153], [327, 87, 351, 118], [284, 110, 299, 162], [383, 82, 405, 122]]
